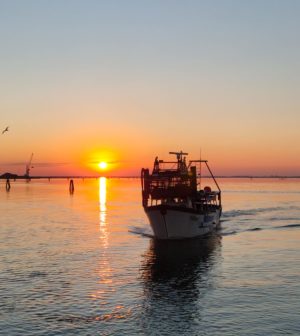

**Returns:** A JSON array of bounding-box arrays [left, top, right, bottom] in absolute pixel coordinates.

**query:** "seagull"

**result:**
[[2, 126, 9, 134]]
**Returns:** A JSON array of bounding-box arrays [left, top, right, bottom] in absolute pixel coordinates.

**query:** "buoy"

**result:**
[[69, 179, 74, 194]]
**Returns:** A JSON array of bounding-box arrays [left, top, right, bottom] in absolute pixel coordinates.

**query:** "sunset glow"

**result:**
[[98, 162, 108, 170], [0, 2, 299, 177]]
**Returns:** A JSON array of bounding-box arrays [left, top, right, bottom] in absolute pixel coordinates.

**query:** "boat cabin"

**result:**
[[141, 151, 221, 211]]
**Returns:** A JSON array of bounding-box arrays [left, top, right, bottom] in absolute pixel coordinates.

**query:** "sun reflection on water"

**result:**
[[99, 177, 108, 247], [98, 177, 113, 284]]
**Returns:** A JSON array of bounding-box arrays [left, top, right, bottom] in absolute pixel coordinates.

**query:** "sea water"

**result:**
[[0, 178, 299, 335]]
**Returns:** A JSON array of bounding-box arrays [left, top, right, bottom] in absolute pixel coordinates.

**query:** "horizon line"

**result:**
[[1, 175, 300, 180]]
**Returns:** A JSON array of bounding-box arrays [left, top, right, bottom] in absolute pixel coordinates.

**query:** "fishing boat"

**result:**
[[141, 151, 222, 239]]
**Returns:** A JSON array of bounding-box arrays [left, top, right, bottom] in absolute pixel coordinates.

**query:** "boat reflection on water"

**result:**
[[141, 234, 222, 284], [140, 235, 222, 333]]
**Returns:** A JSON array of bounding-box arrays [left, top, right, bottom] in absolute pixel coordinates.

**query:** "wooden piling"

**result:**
[[6, 179, 11, 191], [69, 179, 74, 194]]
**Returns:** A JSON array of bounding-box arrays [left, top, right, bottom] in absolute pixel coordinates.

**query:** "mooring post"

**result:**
[[6, 179, 11, 191], [69, 179, 74, 194]]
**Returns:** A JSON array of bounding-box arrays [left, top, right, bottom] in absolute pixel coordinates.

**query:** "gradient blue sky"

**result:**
[[0, 0, 299, 175]]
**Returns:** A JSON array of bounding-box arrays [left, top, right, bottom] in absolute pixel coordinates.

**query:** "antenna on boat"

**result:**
[[199, 148, 202, 190]]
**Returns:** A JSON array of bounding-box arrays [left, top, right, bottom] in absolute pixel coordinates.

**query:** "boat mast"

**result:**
[[169, 151, 188, 171]]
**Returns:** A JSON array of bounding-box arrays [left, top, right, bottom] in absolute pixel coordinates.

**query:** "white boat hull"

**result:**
[[145, 207, 221, 239]]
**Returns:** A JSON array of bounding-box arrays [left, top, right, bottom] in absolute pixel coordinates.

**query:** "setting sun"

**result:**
[[98, 161, 108, 170]]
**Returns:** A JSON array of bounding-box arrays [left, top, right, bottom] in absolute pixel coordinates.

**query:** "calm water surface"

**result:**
[[0, 178, 299, 335]]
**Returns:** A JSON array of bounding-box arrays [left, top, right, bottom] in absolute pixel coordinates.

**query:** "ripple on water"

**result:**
[[1, 179, 300, 335]]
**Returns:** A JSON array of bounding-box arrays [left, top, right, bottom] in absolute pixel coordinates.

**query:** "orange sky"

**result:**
[[1, 2, 300, 176]]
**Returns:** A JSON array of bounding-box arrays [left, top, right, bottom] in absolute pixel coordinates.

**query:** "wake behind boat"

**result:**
[[141, 151, 222, 239]]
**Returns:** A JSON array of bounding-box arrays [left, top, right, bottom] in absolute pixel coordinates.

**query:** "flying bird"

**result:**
[[2, 126, 9, 134]]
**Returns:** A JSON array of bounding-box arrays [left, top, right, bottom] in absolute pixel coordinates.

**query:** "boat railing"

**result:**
[[150, 184, 193, 200]]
